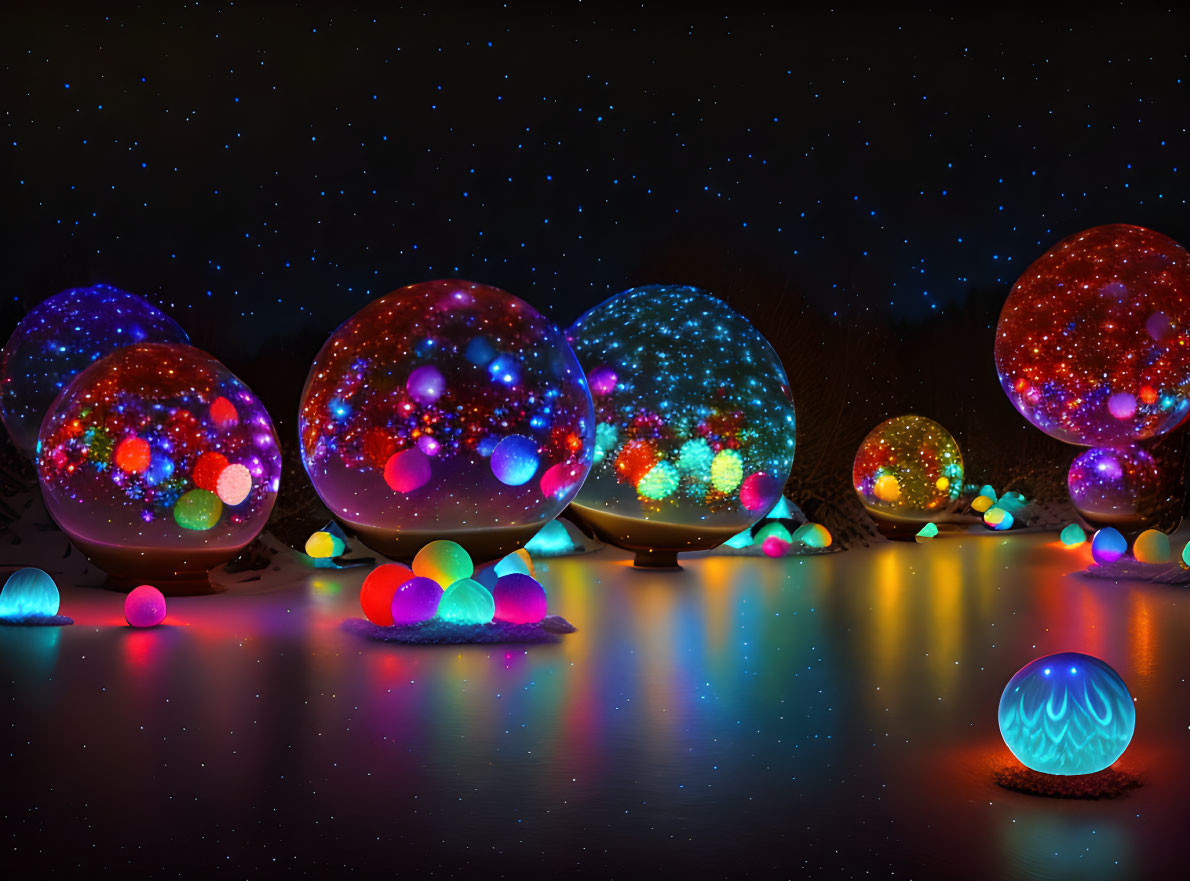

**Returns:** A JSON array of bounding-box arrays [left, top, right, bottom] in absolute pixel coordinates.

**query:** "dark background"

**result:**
[[4, 1, 1188, 537]]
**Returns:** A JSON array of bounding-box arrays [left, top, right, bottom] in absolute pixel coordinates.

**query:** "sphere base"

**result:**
[[343, 520, 542, 565], [68, 536, 238, 596], [565, 503, 741, 567], [993, 761, 1141, 800]]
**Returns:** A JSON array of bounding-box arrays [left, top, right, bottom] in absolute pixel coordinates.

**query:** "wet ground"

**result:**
[[2, 532, 1187, 879]]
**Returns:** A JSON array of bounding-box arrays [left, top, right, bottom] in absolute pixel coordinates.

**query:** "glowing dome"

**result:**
[[852, 415, 963, 525], [0, 568, 60, 620], [1, 285, 188, 459], [995, 225, 1190, 446], [37, 342, 281, 587], [1067, 444, 1181, 532], [565, 285, 796, 567], [998, 652, 1135, 776], [298, 280, 594, 562]]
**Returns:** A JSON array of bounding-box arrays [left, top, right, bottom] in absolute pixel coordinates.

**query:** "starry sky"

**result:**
[[3, 2, 1188, 492]]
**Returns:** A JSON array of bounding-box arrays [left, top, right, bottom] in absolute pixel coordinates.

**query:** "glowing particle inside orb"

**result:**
[[216, 463, 252, 505], [192, 451, 229, 492], [124, 585, 166, 627], [305, 530, 345, 559], [540, 461, 584, 500], [638, 461, 680, 499], [874, 474, 902, 503], [615, 440, 656, 486], [438, 578, 495, 624], [995, 224, 1190, 446], [1091, 527, 1128, 564], [983, 507, 1013, 530], [677, 438, 714, 481], [494, 552, 531, 578], [1059, 523, 1086, 548], [793, 522, 832, 548], [144, 452, 174, 487], [173, 488, 222, 531], [593, 422, 619, 463], [360, 563, 413, 625], [114, 437, 151, 473], [740, 472, 780, 513], [390, 576, 444, 625], [487, 354, 521, 386], [971, 494, 994, 513], [406, 364, 446, 405], [0, 568, 60, 619], [416, 435, 440, 457], [1132, 529, 1171, 564], [998, 652, 1135, 775], [384, 448, 432, 493], [412, 539, 473, 588], [916, 523, 939, 541], [490, 435, 540, 486], [588, 365, 618, 396], [710, 449, 744, 494], [853, 415, 964, 521], [761, 536, 790, 557], [491, 573, 547, 624], [210, 396, 239, 429]]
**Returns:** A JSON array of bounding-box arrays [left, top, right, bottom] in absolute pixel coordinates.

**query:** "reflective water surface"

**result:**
[[2, 533, 1187, 878]]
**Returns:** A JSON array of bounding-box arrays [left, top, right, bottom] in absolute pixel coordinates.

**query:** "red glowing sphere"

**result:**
[[360, 563, 414, 626], [995, 225, 1190, 446]]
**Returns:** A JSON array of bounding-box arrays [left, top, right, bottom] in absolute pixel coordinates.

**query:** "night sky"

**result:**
[[4, 2, 1189, 510]]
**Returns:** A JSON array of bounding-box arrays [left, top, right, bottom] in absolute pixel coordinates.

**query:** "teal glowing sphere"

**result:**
[[0, 568, 60, 619], [438, 578, 496, 625], [998, 652, 1135, 776]]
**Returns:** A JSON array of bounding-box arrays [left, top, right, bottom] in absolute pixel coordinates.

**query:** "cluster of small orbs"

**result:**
[[359, 540, 548, 627], [753, 521, 832, 558], [1069, 523, 1182, 566], [970, 485, 1027, 532]]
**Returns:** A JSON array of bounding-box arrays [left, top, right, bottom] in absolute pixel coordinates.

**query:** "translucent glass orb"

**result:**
[[36, 342, 282, 586], [298, 280, 594, 562], [1091, 528, 1127, 564], [998, 652, 1135, 775], [0, 568, 60, 619], [390, 576, 443, 625], [438, 578, 495, 625], [566, 285, 796, 567], [360, 563, 413, 626], [491, 573, 547, 624], [1067, 445, 1179, 531], [124, 585, 167, 627], [412, 539, 473, 587], [1, 285, 189, 459], [853, 415, 963, 524], [995, 225, 1190, 446]]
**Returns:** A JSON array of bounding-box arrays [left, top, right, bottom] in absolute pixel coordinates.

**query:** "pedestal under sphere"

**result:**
[[298, 280, 594, 562], [565, 285, 796, 567], [1, 285, 188, 459], [37, 342, 281, 590], [995, 224, 1190, 446]]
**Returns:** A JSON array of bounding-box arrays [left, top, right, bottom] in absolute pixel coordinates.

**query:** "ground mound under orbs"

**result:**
[[993, 762, 1142, 799], [343, 614, 576, 645]]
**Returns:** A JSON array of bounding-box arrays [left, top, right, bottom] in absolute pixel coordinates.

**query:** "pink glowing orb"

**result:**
[[540, 461, 585, 500], [360, 563, 414, 625], [406, 365, 446, 405], [124, 584, 167, 627], [491, 573, 547, 624], [390, 576, 444, 625], [216, 463, 253, 505], [588, 365, 618, 396], [740, 472, 780, 513], [761, 536, 790, 558], [383, 448, 432, 493]]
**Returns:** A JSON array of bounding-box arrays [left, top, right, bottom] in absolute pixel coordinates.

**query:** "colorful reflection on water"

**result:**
[[1, 533, 1187, 877]]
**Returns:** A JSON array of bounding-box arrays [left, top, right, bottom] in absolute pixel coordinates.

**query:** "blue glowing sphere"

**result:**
[[1091, 527, 1128, 564], [490, 435, 540, 486], [0, 568, 61, 619], [998, 652, 1135, 776]]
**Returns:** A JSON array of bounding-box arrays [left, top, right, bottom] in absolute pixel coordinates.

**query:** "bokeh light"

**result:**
[[852, 415, 963, 522], [995, 225, 1190, 446]]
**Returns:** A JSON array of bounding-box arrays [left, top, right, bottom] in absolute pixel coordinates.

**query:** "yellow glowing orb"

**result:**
[[873, 474, 902, 503]]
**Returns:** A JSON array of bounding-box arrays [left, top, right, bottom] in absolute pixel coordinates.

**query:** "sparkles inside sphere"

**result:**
[[491, 573, 548, 624], [298, 280, 594, 562], [438, 578, 496, 625], [36, 343, 282, 585], [0, 285, 189, 459], [1067, 445, 1179, 531], [566, 286, 795, 566], [124, 584, 166, 627], [995, 225, 1190, 446], [390, 576, 444, 625], [412, 539, 473, 587], [998, 652, 1135, 776], [0, 568, 60, 619], [360, 562, 413, 626], [853, 415, 964, 522]]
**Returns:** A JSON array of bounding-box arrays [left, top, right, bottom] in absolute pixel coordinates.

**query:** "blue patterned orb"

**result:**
[[998, 652, 1135, 776], [0, 567, 61, 619]]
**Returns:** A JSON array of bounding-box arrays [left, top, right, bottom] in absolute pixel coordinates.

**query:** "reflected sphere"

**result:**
[[853, 415, 963, 522], [37, 343, 281, 585], [298, 280, 594, 562], [1, 285, 188, 459], [995, 225, 1190, 446]]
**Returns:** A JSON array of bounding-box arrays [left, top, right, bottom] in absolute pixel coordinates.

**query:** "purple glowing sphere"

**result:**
[[390, 576, 444, 625], [491, 573, 547, 624]]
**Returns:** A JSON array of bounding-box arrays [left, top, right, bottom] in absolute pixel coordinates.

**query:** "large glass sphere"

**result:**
[[998, 652, 1135, 776], [1067, 444, 1181, 533], [1, 285, 189, 459], [853, 415, 963, 525], [37, 342, 281, 587], [995, 224, 1190, 446], [565, 285, 796, 567], [298, 280, 594, 562]]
